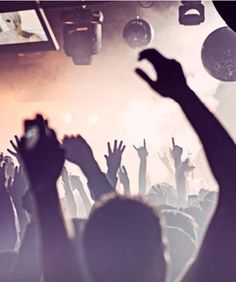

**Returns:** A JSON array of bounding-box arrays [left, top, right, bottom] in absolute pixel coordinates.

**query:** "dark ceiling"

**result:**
[[0, 1, 175, 64]]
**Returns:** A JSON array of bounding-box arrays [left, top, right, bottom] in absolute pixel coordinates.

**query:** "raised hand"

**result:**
[[147, 184, 167, 206], [7, 166, 29, 240], [18, 114, 65, 190], [136, 48, 187, 100], [63, 135, 94, 169], [181, 158, 195, 174], [3, 156, 15, 180], [63, 135, 114, 200], [158, 151, 174, 181], [7, 135, 22, 165], [133, 139, 148, 159], [118, 165, 130, 194], [0, 153, 4, 165], [61, 167, 77, 218], [169, 137, 183, 164], [105, 140, 126, 187], [61, 166, 70, 184], [69, 174, 92, 215], [0, 161, 6, 188], [133, 139, 148, 195], [158, 151, 171, 167], [69, 175, 84, 191], [8, 166, 27, 202]]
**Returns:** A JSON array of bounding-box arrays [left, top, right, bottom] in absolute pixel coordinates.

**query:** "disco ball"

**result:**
[[201, 26, 236, 81], [123, 18, 153, 49]]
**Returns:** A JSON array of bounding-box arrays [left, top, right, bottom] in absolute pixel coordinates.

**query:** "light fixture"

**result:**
[[179, 1, 205, 26], [123, 18, 153, 49], [61, 7, 103, 65], [201, 26, 236, 81]]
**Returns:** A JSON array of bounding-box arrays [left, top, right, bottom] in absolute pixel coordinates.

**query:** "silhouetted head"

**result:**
[[161, 209, 198, 242], [83, 195, 167, 282], [1, 12, 21, 31]]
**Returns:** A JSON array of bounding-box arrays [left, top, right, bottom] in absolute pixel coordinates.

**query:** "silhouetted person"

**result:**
[[133, 139, 148, 195], [18, 115, 79, 282], [83, 195, 167, 282], [136, 48, 236, 281]]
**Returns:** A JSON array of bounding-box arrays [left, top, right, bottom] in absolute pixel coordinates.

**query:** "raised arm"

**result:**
[[136, 49, 236, 192], [118, 165, 131, 194], [8, 166, 29, 241], [18, 114, 79, 282], [158, 151, 174, 178], [0, 162, 17, 252], [133, 139, 149, 195], [105, 140, 126, 189], [169, 138, 194, 208], [63, 135, 114, 201], [62, 167, 77, 218], [136, 49, 236, 282], [69, 174, 92, 216]]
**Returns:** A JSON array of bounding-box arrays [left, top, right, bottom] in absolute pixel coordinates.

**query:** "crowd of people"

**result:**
[[0, 48, 235, 282]]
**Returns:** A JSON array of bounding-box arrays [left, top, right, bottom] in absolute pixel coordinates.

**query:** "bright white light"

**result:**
[[63, 113, 72, 124], [88, 114, 98, 124]]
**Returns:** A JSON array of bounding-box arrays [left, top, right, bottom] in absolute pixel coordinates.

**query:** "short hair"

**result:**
[[161, 209, 198, 242], [83, 195, 167, 282]]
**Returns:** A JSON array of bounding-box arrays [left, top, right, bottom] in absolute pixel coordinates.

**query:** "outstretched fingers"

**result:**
[[107, 142, 112, 155], [138, 48, 167, 66], [135, 68, 155, 87], [133, 145, 138, 151], [7, 149, 17, 157], [143, 138, 146, 148]]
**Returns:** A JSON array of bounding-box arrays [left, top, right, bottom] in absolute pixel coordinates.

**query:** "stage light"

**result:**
[[179, 1, 205, 26], [123, 18, 153, 49], [62, 7, 103, 65], [201, 26, 236, 82], [63, 113, 72, 124], [88, 114, 98, 124]]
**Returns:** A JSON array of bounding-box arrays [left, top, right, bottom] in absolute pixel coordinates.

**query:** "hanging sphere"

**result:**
[[201, 26, 236, 81], [123, 19, 153, 49]]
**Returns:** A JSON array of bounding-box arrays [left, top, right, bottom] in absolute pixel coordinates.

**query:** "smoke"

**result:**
[[0, 1, 229, 193]]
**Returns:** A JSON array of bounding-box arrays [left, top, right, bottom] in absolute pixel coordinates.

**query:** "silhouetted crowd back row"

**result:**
[[0, 48, 235, 282]]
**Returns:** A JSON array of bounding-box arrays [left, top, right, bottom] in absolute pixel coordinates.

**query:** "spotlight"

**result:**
[[61, 8, 103, 65], [179, 1, 205, 26], [123, 18, 153, 49], [201, 27, 236, 81]]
